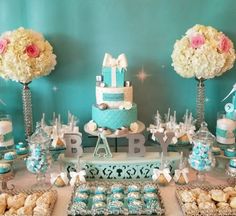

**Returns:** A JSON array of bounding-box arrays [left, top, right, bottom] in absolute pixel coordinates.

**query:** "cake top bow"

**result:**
[[102, 53, 128, 70]]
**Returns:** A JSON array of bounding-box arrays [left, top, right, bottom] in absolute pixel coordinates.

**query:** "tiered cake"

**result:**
[[87, 53, 140, 135]]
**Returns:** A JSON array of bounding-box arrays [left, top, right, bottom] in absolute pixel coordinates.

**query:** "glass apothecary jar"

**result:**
[[26, 123, 51, 188], [188, 122, 215, 184]]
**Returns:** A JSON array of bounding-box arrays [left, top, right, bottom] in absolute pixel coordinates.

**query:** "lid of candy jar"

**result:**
[[192, 122, 215, 145], [28, 122, 50, 146]]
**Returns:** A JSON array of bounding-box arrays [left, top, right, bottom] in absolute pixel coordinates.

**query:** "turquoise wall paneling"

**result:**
[[0, 0, 236, 145]]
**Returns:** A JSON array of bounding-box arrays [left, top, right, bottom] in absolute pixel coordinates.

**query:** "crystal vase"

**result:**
[[196, 78, 206, 129], [22, 82, 33, 138]]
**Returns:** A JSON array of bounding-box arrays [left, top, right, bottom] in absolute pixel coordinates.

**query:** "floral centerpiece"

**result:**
[[0, 27, 57, 137], [171, 24, 235, 79], [171, 24, 236, 126], [0, 27, 56, 83]]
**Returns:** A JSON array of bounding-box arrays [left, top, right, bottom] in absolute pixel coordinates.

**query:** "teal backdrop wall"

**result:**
[[0, 0, 236, 146]]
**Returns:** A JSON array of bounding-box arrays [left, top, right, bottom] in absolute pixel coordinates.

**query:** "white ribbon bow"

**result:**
[[103, 53, 128, 70], [222, 83, 236, 102], [50, 172, 69, 185], [152, 168, 172, 183], [70, 170, 86, 186], [174, 168, 189, 183]]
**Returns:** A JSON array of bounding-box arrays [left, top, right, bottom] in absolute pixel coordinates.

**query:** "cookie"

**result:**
[[210, 189, 229, 202], [180, 191, 195, 203]]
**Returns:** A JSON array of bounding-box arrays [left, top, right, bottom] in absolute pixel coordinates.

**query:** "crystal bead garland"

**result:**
[[196, 78, 205, 128], [22, 82, 33, 138]]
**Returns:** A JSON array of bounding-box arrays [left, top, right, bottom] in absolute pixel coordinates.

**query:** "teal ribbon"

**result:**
[[1, 131, 13, 142], [216, 127, 236, 138], [224, 149, 236, 157]]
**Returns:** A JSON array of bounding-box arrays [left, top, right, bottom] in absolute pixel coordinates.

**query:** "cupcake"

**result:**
[[16, 147, 29, 155], [0, 163, 11, 174], [4, 152, 17, 160]]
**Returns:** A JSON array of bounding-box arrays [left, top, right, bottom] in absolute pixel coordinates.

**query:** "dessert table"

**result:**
[[8, 161, 229, 216]]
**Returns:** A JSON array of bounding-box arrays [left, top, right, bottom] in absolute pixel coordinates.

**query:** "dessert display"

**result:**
[[0, 22, 236, 216], [148, 109, 196, 145], [68, 181, 165, 215], [0, 190, 57, 216], [85, 53, 142, 136], [176, 185, 236, 215]]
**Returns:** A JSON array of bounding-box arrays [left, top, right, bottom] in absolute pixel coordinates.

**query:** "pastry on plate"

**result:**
[[180, 190, 195, 203]]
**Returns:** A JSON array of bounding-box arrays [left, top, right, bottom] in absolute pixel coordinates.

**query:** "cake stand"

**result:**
[[84, 121, 145, 152], [61, 121, 181, 180]]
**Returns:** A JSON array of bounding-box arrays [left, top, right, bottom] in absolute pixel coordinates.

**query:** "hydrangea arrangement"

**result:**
[[0, 27, 56, 83], [171, 24, 236, 79]]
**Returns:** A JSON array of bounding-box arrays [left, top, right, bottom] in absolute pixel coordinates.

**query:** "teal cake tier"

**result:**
[[92, 104, 137, 130]]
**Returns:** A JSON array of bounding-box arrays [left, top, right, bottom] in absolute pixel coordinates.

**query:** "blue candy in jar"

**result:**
[[188, 122, 215, 182], [26, 123, 51, 179]]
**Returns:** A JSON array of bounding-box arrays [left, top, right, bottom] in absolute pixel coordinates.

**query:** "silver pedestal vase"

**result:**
[[196, 78, 206, 129], [22, 82, 33, 138]]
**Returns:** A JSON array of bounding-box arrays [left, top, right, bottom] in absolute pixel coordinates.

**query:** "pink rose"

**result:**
[[0, 38, 9, 54], [25, 44, 40, 58], [190, 34, 205, 49], [219, 35, 231, 53]]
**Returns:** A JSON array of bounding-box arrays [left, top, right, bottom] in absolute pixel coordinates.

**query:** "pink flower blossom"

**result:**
[[190, 34, 205, 49], [219, 35, 231, 53], [25, 44, 40, 58], [0, 38, 9, 54]]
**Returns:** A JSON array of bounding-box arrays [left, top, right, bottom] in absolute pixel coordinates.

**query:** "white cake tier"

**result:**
[[96, 86, 133, 108]]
